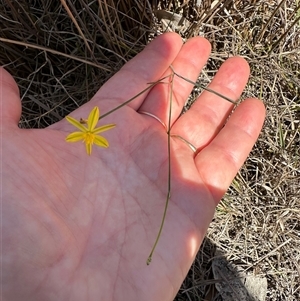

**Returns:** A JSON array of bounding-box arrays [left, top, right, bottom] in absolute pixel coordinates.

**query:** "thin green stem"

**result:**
[[147, 72, 174, 265], [99, 75, 171, 120], [170, 65, 238, 105]]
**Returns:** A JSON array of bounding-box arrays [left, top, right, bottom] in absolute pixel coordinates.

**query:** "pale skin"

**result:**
[[2, 33, 265, 301]]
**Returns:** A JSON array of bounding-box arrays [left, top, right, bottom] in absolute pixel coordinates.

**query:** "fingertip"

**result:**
[[233, 98, 266, 137], [228, 55, 250, 70], [148, 32, 184, 65], [248, 97, 266, 113], [218, 56, 251, 93], [172, 35, 211, 71], [185, 35, 212, 55], [0, 67, 19, 92], [246, 97, 266, 114], [124, 32, 184, 77], [0, 67, 22, 127]]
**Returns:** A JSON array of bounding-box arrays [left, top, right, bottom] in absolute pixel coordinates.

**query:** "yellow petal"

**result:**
[[94, 135, 109, 148], [66, 132, 85, 142], [66, 116, 87, 132], [88, 107, 100, 131], [93, 123, 116, 134], [85, 142, 92, 155]]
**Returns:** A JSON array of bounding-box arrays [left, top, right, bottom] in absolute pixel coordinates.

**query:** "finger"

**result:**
[[138, 36, 211, 126], [195, 98, 265, 202], [51, 33, 184, 127], [172, 57, 250, 151], [0, 67, 21, 127]]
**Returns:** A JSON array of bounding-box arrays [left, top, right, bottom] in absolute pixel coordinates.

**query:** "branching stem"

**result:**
[[97, 66, 238, 265]]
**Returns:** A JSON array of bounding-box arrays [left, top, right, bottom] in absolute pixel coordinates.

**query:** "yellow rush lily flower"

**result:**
[[65, 106, 115, 155]]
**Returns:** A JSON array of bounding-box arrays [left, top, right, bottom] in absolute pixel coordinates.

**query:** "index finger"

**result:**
[[60, 33, 184, 122]]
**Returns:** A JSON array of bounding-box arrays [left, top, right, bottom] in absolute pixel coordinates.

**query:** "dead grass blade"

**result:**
[[0, 37, 111, 71], [59, 0, 93, 55]]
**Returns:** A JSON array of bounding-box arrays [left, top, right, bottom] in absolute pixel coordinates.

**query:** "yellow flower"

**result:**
[[65, 106, 115, 155]]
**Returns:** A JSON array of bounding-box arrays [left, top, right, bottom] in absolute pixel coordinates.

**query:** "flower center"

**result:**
[[84, 132, 94, 145]]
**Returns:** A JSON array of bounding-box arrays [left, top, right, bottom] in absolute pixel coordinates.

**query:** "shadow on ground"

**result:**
[[175, 237, 267, 301]]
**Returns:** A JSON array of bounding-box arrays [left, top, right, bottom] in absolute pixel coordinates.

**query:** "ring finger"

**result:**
[[171, 56, 251, 153]]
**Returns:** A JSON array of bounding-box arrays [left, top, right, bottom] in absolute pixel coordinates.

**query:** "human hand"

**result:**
[[2, 33, 265, 301]]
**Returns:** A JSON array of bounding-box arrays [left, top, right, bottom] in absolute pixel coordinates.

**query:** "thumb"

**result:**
[[0, 67, 22, 127]]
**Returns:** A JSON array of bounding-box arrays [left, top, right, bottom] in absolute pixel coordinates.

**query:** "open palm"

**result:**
[[2, 33, 265, 301]]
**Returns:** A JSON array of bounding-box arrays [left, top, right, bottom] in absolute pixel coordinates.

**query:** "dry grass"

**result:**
[[1, 0, 299, 300]]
